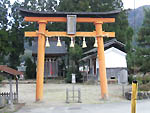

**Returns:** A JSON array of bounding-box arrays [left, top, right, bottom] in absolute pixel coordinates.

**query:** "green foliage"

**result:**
[[65, 67, 83, 83], [75, 71, 83, 83], [129, 74, 150, 85], [65, 68, 72, 83], [65, 44, 83, 83], [7, 1, 25, 69], [25, 57, 36, 79], [0, 0, 12, 65], [136, 75, 150, 85], [69, 44, 82, 73], [0, 76, 4, 84], [22, 0, 57, 11], [69, 44, 83, 82], [139, 82, 150, 91], [4, 0, 58, 68], [128, 75, 134, 84], [135, 8, 150, 74], [0, 0, 10, 29], [0, 30, 13, 64], [69, 44, 83, 63]]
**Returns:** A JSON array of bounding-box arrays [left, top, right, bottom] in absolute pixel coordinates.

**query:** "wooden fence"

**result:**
[[0, 92, 17, 101]]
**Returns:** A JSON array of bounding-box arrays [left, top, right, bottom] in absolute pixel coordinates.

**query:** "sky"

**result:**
[[10, 0, 150, 9], [122, 0, 150, 9]]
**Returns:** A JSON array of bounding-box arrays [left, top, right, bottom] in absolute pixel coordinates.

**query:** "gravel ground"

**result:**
[[0, 82, 131, 108]]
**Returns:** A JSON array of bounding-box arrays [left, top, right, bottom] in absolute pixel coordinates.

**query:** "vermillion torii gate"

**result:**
[[20, 9, 119, 101]]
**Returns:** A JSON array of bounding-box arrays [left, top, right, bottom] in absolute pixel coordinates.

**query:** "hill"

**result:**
[[128, 5, 150, 32]]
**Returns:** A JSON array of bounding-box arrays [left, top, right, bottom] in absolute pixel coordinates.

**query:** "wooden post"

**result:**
[[16, 78, 18, 103], [9, 76, 13, 106], [131, 81, 138, 113], [36, 20, 47, 101], [95, 21, 108, 99]]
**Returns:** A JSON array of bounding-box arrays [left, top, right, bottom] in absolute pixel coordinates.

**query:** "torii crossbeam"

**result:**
[[20, 9, 120, 101]]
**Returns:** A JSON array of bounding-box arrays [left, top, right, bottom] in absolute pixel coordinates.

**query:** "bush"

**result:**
[[139, 82, 150, 91], [75, 71, 83, 83], [65, 68, 83, 83], [128, 75, 150, 85], [65, 68, 72, 83], [136, 75, 150, 85], [128, 75, 134, 84]]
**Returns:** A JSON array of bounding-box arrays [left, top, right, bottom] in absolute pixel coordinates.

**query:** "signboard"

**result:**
[[72, 73, 76, 84], [67, 15, 76, 34], [119, 69, 128, 84]]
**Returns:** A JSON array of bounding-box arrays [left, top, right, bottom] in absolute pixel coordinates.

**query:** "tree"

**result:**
[[7, 1, 25, 69], [0, 0, 10, 29], [69, 44, 83, 72], [66, 44, 83, 83], [0, 30, 12, 64], [0, 0, 12, 64], [135, 8, 150, 74], [125, 27, 134, 73]]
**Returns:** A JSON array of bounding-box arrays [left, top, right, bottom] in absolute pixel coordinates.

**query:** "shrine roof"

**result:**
[[83, 38, 125, 55], [32, 40, 67, 57], [20, 8, 120, 18]]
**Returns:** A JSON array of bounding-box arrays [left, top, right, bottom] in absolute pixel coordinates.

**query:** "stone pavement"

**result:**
[[15, 100, 150, 113]]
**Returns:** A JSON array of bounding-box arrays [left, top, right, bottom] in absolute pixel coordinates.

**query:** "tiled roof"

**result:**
[[83, 38, 125, 55], [32, 40, 67, 56]]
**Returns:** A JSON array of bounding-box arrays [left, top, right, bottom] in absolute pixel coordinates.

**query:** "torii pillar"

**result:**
[[95, 21, 108, 99], [36, 20, 47, 101]]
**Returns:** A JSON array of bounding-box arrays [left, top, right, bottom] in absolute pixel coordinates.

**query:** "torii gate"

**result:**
[[20, 9, 120, 101]]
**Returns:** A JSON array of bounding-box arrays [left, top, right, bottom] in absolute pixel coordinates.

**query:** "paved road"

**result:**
[[15, 100, 150, 113]]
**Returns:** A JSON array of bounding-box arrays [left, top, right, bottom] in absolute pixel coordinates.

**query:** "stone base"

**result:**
[[0, 96, 6, 108]]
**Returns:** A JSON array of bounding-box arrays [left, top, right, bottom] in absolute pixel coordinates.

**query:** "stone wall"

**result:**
[[125, 91, 150, 100]]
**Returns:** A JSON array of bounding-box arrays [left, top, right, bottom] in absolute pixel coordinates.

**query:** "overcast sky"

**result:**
[[10, 0, 150, 9], [122, 0, 150, 9]]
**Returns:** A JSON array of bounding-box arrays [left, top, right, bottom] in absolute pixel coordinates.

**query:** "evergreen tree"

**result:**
[[66, 44, 83, 82], [69, 44, 83, 72], [8, 1, 25, 69], [0, 0, 12, 64], [0, 0, 10, 29], [7, 0, 58, 68], [0, 30, 12, 64], [136, 8, 150, 74]]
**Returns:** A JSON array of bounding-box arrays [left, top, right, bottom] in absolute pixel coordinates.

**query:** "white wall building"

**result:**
[[81, 39, 128, 84]]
